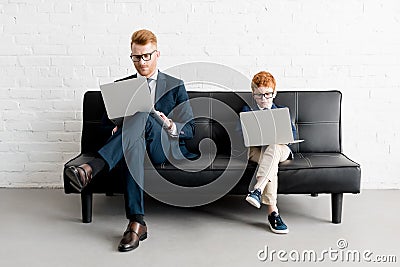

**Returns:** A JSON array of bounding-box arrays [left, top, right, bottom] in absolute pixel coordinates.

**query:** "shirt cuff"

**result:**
[[167, 121, 179, 137]]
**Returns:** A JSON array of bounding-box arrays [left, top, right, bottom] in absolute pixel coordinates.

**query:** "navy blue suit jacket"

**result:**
[[103, 71, 197, 159]]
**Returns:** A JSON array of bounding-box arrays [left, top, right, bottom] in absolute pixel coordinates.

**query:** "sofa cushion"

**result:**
[[278, 153, 361, 194]]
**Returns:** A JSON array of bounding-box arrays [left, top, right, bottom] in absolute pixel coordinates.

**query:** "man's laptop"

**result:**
[[100, 77, 164, 126], [239, 108, 304, 147]]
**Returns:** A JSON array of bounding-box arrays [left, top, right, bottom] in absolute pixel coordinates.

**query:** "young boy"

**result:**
[[242, 71, 297, 234]]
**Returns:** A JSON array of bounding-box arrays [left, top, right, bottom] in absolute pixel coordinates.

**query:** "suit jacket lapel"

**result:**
[[251, 103, 260, 111], [154, 71, 166, 109], [153, 71, 184, 160]]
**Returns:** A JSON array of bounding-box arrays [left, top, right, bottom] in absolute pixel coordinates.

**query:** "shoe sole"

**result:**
[[118, 232, 148, 252], [68, 180, 82, 193], [245, 195, 261, 208], [268, 223, 289, 234], [65, 167, 83, 192]]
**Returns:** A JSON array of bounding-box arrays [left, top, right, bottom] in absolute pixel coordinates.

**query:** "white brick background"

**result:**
[[0, 0, 399, 188]]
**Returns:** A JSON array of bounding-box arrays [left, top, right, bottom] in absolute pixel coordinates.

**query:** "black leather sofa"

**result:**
[[63, 90, 361, 224]]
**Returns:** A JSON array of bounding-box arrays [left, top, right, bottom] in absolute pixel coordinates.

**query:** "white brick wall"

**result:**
[[0, 0, 399, 188]]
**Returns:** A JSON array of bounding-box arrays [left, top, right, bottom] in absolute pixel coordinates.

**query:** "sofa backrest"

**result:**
[[81, 91, 111, 153], [274, 91, 342, 153], [80, 90, 342, 155], [185, 91, 342, 154]]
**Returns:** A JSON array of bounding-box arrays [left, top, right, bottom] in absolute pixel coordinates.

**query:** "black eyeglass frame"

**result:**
[[253, 92, 275, 99], [130, 50, 158, 62]]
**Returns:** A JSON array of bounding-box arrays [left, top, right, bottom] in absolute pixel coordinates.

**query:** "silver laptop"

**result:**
[[100, 77, 152, 120], [239, 108, 304, 147]]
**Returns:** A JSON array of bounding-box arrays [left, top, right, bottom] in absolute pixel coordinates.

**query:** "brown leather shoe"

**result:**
[[65, 163, 93, 192], [118, 222, 147, 252]]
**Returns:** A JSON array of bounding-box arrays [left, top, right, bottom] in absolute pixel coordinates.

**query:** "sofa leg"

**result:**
[[331, 193, 343, 224], [81, 191, 93, 223]]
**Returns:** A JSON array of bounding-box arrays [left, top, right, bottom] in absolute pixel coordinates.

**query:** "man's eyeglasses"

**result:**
[[253, 92, 274, 99], [130, 50, 157, 62]]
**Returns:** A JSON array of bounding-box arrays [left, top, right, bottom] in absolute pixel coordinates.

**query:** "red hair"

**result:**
[[131, 29, 157, 46], [251, 71, 276, 92]]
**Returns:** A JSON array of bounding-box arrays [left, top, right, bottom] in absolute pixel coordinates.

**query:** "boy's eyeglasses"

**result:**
[[253, 92, 274, 99]]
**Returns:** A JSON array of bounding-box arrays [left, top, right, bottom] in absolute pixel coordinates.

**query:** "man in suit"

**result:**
[[65, 29, 197, 252]]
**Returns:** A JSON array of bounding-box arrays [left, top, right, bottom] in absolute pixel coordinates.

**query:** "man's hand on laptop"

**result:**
[[112, 126, 118, 135], [157, 111, 174, 130]]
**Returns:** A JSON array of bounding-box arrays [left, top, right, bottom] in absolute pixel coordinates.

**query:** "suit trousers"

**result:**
[[248, 144, 291, 206], [98, 112, 168, 218]]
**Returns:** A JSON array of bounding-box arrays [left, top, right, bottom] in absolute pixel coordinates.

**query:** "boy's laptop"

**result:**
[[239, 108, 304, 147]]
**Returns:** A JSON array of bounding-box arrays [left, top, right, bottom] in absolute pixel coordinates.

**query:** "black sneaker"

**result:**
[[268, 211, 289, 234], [245, 188, 262, 208]]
